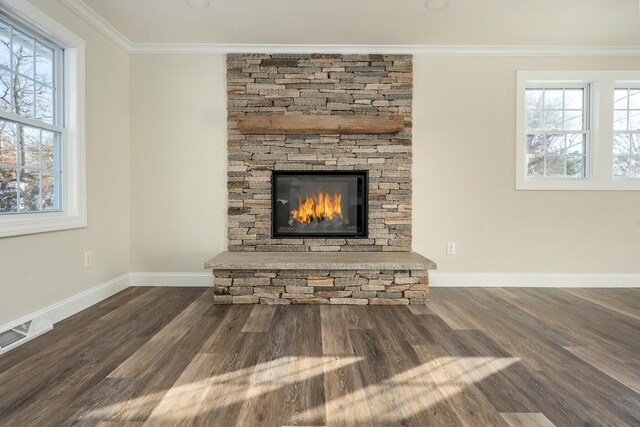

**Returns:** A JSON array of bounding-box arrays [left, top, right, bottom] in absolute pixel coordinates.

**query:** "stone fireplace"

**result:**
[[205, 53, 436, 305]]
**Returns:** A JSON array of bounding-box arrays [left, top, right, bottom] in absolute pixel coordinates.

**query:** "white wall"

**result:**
[[129, 55, 227, 272], [0, 0, 131, 326], [413, 55, 640, 274], [129, 53, 640, 276]]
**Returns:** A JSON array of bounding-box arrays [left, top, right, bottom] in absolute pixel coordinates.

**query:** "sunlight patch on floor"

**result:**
[[320, 355, 520, 425], [89, 355, 518, 424], [91, 356, 363, 423]]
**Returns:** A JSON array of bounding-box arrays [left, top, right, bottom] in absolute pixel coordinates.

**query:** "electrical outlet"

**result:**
[[84, 251, 92, 269], [447, 241, 456, 255]]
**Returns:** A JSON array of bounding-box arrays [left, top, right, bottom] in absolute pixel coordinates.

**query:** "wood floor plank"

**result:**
[[200, 305, 254, 353], [282, 306, 326, 426], [321, 306, 355, 355], [341, 305, 375, 330], [500, 412, 556, 427], [241, 305, 276, 333], [0, 287, 638, 426], [412, 344, 510, 427], [67, 377, 141, 426], [564, 344, 640, 394], [349, 328, 420, 425], [322, 354, 373, 427], [195, 332, 269, 425], [561, 288, 640, 321]]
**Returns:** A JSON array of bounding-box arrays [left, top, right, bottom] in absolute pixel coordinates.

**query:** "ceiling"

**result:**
[[75, 0, 640, 47]]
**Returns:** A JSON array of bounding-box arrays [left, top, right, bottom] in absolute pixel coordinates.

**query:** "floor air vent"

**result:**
[[0, 313, 53, 354]]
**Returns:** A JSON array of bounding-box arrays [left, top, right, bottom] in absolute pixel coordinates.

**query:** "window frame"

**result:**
[[0, 0, 85, 237], [516, 70, 640, 191]]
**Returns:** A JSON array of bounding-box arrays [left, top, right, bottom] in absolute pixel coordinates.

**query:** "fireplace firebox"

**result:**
[[272, 171, 367, 238]]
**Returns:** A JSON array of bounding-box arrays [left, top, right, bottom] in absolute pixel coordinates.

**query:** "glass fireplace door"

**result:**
[[272, 171, 367, 238]]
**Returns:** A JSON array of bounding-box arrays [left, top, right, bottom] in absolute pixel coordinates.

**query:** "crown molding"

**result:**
[[57, 0, 640, 57], [129, 43, 640, 56], [58, 0, 132, 52]]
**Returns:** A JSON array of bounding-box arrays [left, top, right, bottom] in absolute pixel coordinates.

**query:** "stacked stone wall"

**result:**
[[227, 53, 413, 252]]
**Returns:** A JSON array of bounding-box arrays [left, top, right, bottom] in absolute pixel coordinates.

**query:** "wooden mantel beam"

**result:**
[[236, 113, 405, 135]]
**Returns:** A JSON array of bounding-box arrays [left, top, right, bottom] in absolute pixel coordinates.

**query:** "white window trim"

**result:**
[[0, 0, 86, 237], [516, 70, 640, 191]]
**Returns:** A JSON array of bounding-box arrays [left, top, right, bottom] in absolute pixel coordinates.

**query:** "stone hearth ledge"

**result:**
[[205, 251, 436, 306], [205, 251, 436, 271]]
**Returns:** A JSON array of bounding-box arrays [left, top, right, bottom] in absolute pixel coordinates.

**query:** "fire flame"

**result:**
[[292, 190, 343, 224]]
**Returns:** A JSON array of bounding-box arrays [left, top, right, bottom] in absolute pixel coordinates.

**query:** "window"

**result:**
[[516, 71, 640, 191], [0, 0, 85, 237], [0, 17, 62, 213], [613, 87, 640, 179], [524, 86, 588, 179]]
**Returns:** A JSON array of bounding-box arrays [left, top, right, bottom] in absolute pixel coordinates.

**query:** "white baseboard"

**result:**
[[129, 272, 212, 287], [45, 274, 131, 323], [429, 273, 640, 288]]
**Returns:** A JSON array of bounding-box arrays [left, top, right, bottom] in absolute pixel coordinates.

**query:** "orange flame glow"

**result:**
[[292, 190, 343, 224]]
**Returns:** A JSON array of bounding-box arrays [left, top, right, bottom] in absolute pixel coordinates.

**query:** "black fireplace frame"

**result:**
[[271, 170, 368, 239]]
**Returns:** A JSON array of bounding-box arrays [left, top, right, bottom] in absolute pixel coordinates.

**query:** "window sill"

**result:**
[[0, 212, 87, 238]]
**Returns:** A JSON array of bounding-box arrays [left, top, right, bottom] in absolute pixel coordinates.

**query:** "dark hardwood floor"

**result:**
[[0, 287, 639, 426]]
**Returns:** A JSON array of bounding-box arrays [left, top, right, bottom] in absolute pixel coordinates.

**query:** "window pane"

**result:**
[[544, 110, 563, 130], [613, 134, 631, 155], [629, 110, 640, 131], [526, 134, 544, 154], [566, 156, 584, 178], [566, 134, 585, 155], [613, 155, 629, 177], [546, 156, 565, 177], [19, 125, 40, 168], [527, 155, 544, 176], [632, 135, 640, 155], [41, 171, 58, 210], [41, 130, 58, 171], [614, 89, 628, 109], [564, 89, 583, 110], [0, 68, 10, 112], [35, 43, 53, 86], [613, 110, 628, 131], [525, 110, 543, 130], [546, 134, 565, 155], [12, 30, 34, 77], [14, 75, 34, 118], [525, 89, 543, 108], [630, 89, 640, 109], [18, 168, 39, 212], [631, 156, 640, 178], [0, 167, 17, 212], [0, 21, 10, 69], [35, 83, 53, 124], [0, 120, 17, 165], [563, 111, 583, 130], [544, 89, 563, 109]]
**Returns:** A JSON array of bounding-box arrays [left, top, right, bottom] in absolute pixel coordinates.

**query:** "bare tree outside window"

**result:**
[[0, 18, 60, 214]]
